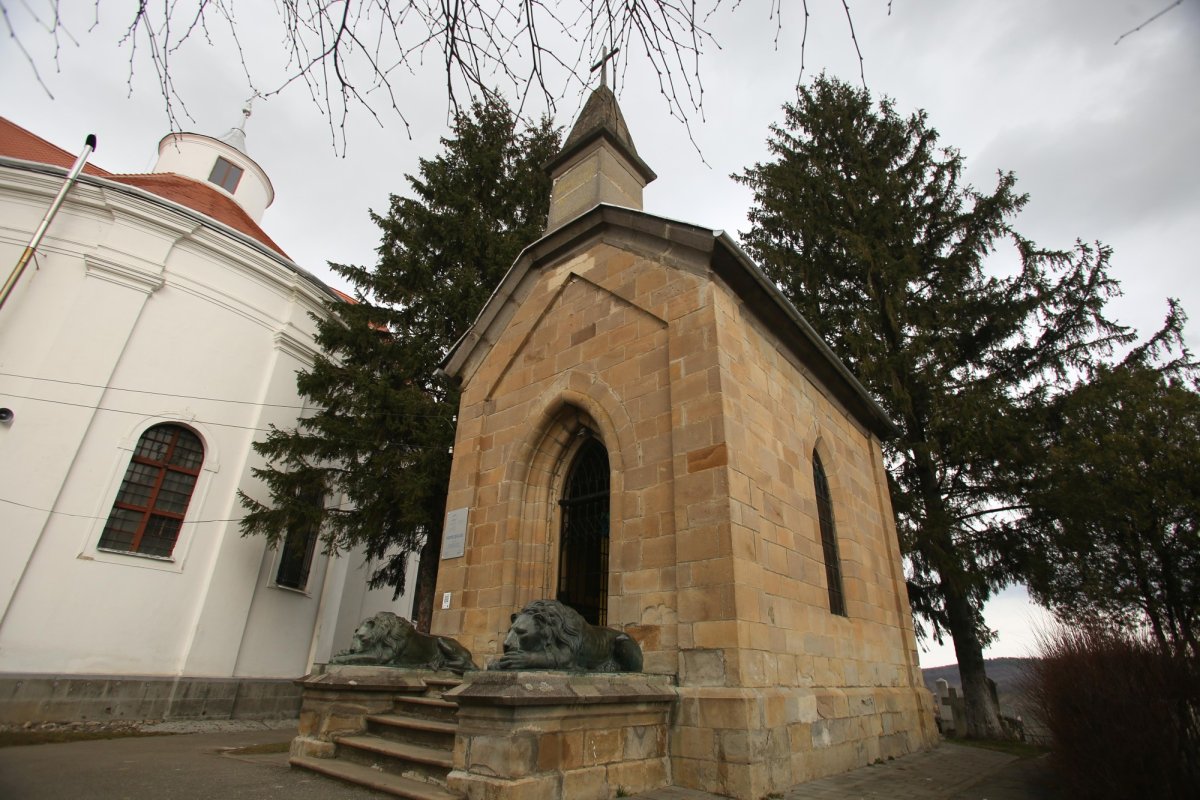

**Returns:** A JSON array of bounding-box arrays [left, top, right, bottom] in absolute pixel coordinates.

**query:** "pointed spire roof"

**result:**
[[216, 97, 255, 154], [547, 85, 656, 183]]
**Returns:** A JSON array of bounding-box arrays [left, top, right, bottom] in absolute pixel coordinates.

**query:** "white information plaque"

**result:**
[[440, 507, 468, 559]]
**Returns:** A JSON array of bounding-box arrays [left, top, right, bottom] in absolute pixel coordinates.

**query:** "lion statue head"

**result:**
[[330, 611, 477, 673], [355, 612, 408, 650], [490, 599, 642, 672], [502, 599, 583, 668]]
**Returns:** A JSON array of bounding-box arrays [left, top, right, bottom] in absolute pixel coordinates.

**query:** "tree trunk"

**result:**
[[411, 531, 441, 633], [945, 587, 1007, 739]]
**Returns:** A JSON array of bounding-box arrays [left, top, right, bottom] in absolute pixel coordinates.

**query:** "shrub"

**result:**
[[1025, 624, 1199, 798]]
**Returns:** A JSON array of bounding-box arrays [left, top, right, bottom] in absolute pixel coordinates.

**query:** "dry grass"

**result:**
[[1025, 624, 1199, 799]]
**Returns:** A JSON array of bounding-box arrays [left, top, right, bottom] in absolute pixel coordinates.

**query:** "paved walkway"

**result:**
[[633, 745, 1056, 800], [0, 721, 1057, 800]]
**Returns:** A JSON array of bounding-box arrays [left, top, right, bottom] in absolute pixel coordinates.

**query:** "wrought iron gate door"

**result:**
[[557, 437, 610, 626]]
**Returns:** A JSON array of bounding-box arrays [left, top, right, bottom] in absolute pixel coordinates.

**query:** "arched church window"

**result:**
[[557, 436, 610, 626], [98, 423, 204, 559], [813, 451, 847, 616]]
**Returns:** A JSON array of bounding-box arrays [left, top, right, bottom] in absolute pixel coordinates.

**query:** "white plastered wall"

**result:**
[[0, 162, 408, 679]]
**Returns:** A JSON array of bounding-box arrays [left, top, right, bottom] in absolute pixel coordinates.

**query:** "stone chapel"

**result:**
[[429, 85, 936, 798]]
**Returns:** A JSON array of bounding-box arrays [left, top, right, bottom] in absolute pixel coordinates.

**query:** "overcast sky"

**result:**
[[5, 1, 1197, 670]]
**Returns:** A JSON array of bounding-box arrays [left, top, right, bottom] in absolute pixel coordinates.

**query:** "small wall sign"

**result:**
[[440, 507, 468, 559]]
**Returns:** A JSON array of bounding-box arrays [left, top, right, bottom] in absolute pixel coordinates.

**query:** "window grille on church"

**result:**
[[98, 424, 203, 558], [557, 436, 610, 626], [813, 451, 847, 616]]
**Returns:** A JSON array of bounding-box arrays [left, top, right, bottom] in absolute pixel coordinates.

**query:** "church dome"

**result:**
[[151, 104, 274, 223]]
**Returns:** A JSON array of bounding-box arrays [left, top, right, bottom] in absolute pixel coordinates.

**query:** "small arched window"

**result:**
[[557, 436, 610, 626], [813, 451, 847, 616], [98, 424, 204, 558]]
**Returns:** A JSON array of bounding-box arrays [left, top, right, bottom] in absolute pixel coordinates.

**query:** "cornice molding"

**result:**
[[83, 253, 165, 294]]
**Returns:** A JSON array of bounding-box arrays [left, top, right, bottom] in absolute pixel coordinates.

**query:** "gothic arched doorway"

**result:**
[[557, 436, 610, 625]]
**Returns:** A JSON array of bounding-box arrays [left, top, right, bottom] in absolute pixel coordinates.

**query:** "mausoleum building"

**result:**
[[430, 86, 937, 798]]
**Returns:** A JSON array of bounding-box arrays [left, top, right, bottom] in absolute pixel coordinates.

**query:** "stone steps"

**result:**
[[291, 674, 463, 798], [336, 734, 454, 784], [366, 712, 458, 750], [392, 694, 459, 723], [290, 754, 460, 800]]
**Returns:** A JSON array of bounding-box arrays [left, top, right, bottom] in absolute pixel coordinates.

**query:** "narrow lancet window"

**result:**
[[813, 451, 847, 616], [557, 436, 610, 625]]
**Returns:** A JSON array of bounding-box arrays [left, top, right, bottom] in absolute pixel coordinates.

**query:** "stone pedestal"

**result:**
[[445, 671, 677, 800], [290, 666, 445, 759]]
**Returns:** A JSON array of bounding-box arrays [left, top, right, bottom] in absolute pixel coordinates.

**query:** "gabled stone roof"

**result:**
[[441, 204, 897, 439]]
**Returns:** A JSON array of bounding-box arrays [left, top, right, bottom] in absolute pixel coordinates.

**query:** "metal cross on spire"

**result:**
[[590, 46, 620, 89], [238, 92, 261, 132]]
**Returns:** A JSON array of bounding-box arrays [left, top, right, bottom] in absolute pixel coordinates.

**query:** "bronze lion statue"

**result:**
[[489, 599, 643, 672], [329, 612, 477, 674]]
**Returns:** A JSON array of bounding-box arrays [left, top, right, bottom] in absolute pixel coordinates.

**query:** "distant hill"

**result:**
[[922, 657, 1035, 697]]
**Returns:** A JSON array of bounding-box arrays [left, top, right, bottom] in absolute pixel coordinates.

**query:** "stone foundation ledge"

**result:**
[[445, 670, 676, 707], [671, 683, 937, 799], [447, 671, 678, 800], [0, 672, 301, 724], [295, 665, 446, 693]]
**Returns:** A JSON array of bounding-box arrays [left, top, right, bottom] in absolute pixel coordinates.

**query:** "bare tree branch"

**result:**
[[1115, 0, 1183, 46], [4, 1, 870, 151]]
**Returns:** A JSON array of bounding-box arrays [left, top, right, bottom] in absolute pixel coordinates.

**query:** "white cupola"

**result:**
[[151, 99, 275, 222]]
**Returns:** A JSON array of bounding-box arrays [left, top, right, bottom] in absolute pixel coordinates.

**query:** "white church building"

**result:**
[[0, 112, 413, 722]]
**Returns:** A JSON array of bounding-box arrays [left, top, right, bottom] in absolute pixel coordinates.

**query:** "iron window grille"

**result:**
[[99, 424, 203, 558]]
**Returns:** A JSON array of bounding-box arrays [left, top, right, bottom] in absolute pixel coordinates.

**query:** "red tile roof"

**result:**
[[109, 172, 288, 257], [1, 116, 288, 258], [0, 117, 111, 176]]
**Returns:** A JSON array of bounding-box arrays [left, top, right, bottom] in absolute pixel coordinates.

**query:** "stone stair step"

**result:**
[[367, 712, 457, 748], [333, 734, 452, 788], [290, 755, 460, 800], [368, 713, 457, 734], [393, 694, 459, 721], [424, 676, 462, 687], [336, 734, 454, 770], [422, 677, 463, 696]]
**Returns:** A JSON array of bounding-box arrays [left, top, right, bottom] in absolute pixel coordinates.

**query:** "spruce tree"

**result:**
[[240, 97, 559, 630], [736, 76, 1135, 738], [1017, 321, 1198, 657]]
